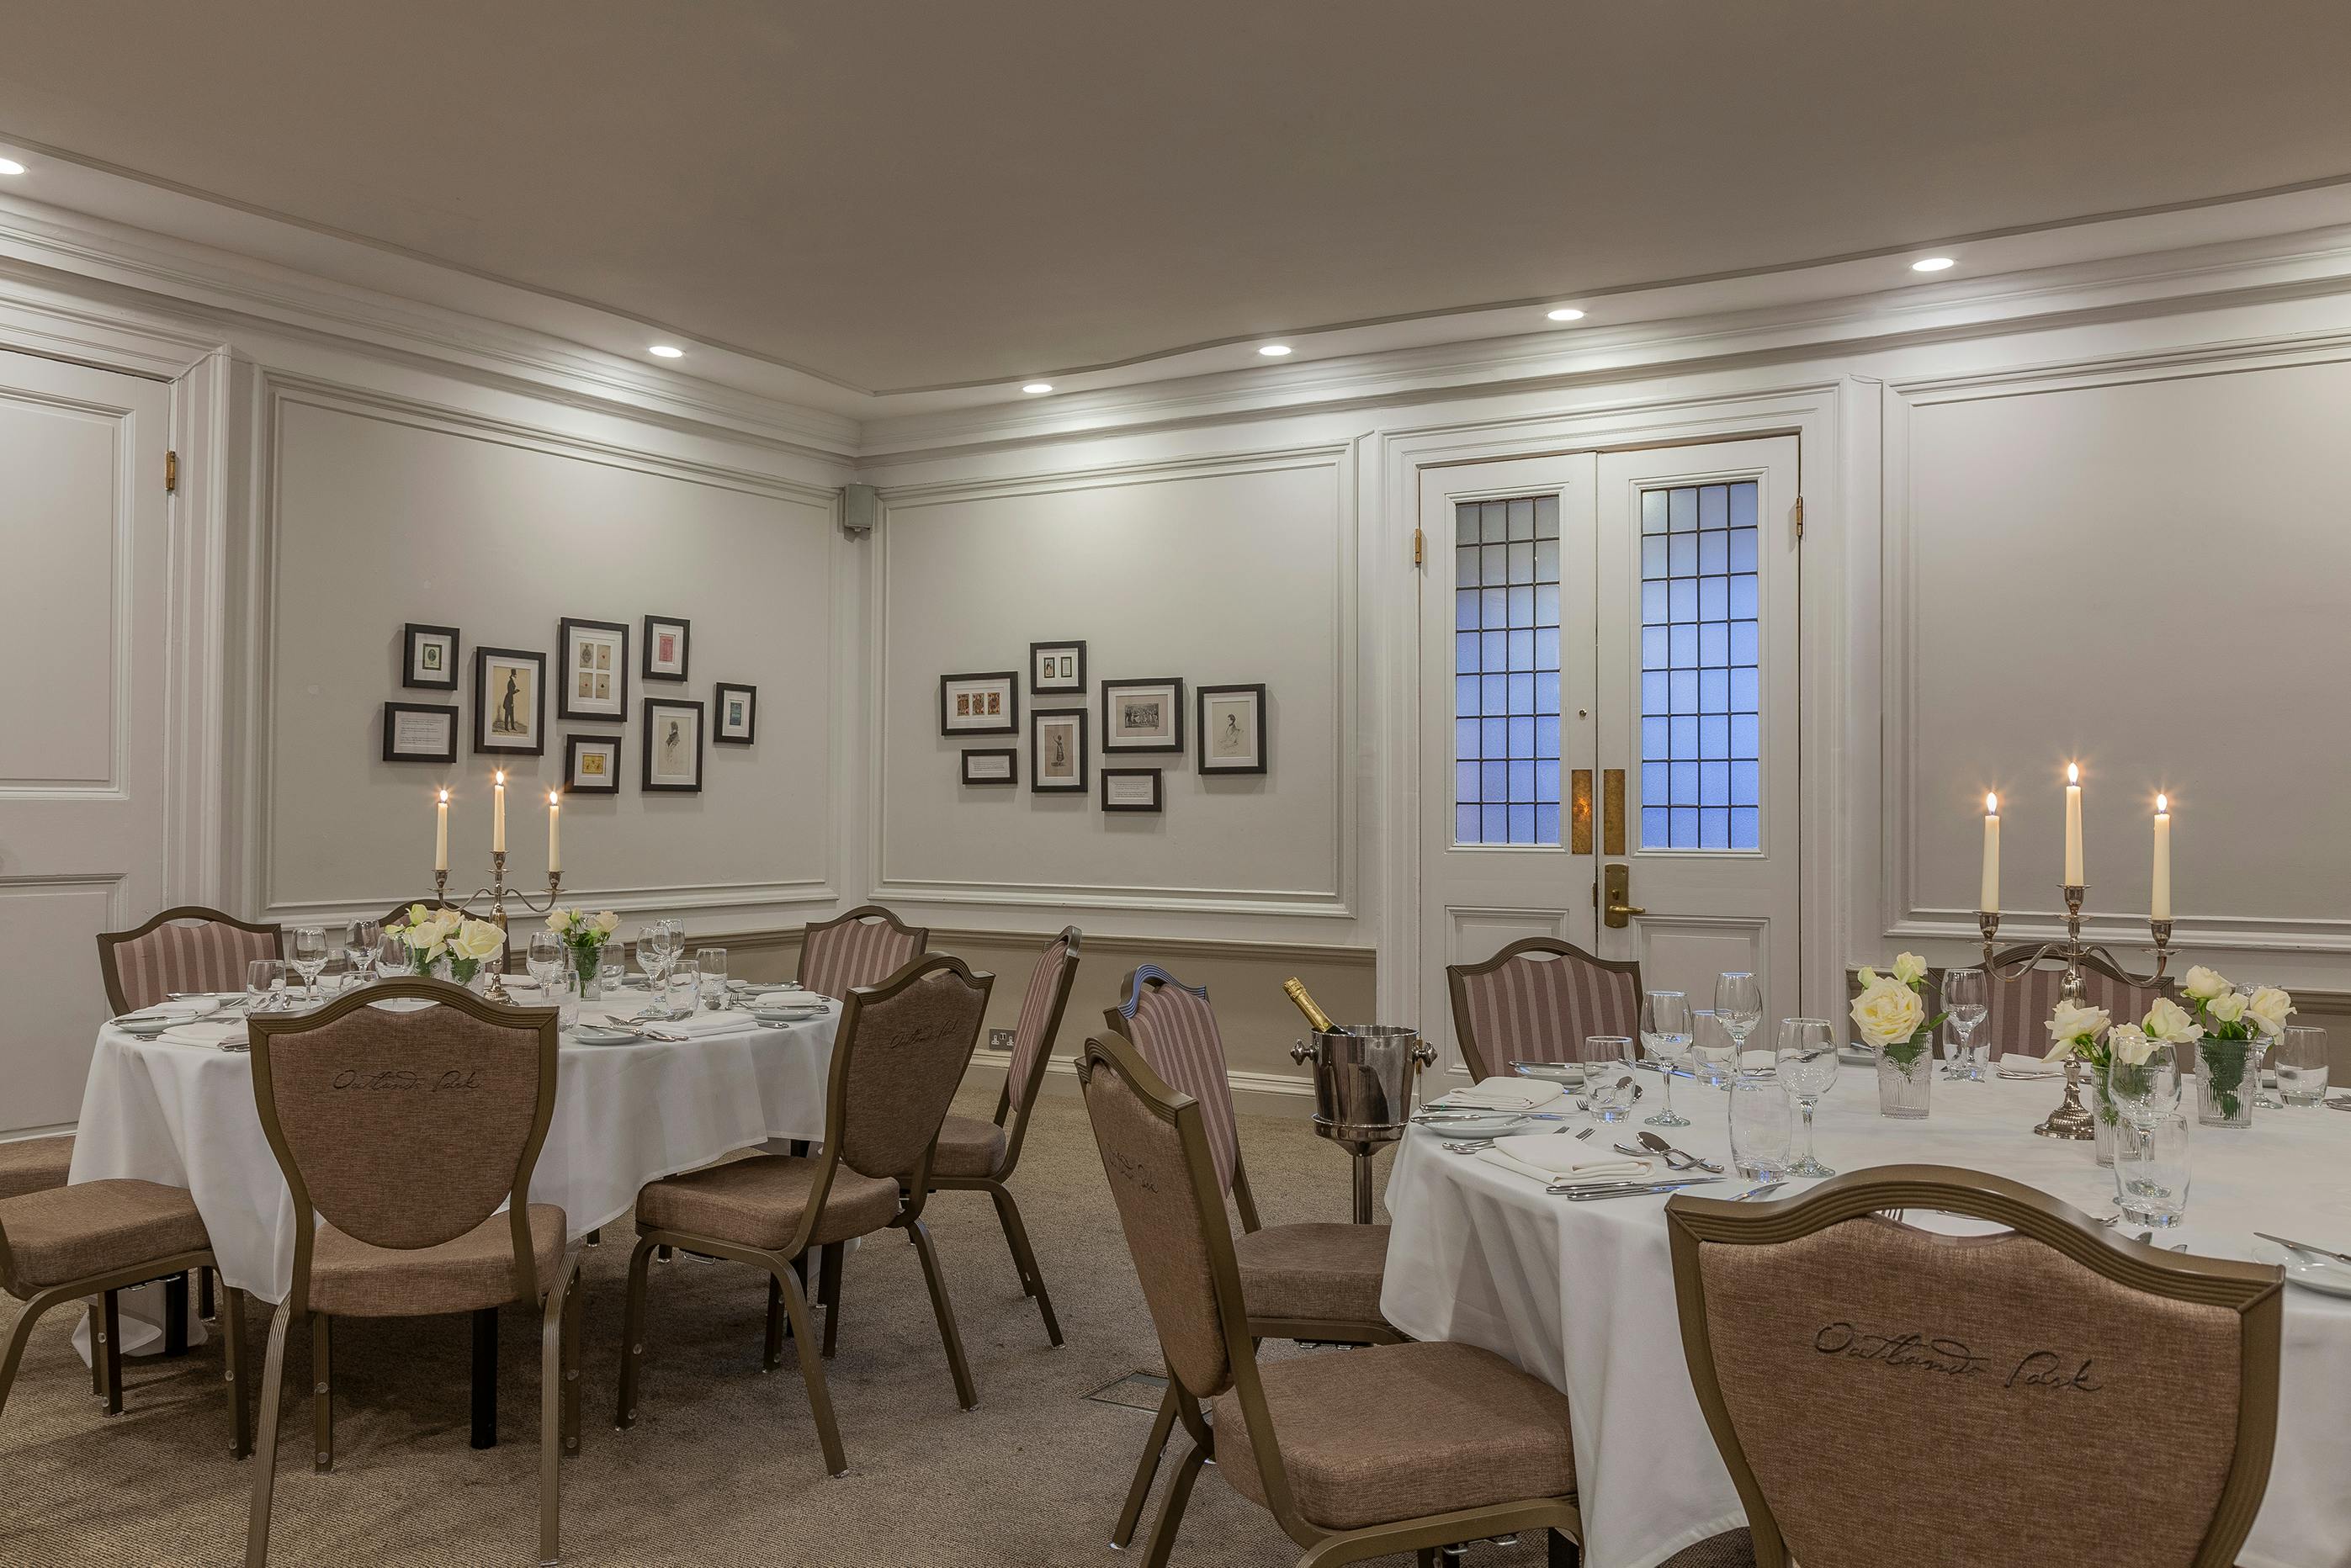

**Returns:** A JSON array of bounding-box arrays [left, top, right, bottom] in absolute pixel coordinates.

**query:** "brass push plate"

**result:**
[[1570, 770, 1593, 854], [1603, 862, 1638, 929], [1602, 769, 1626, 856]]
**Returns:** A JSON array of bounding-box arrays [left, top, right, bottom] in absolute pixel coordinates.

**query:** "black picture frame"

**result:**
[[1101, 767, 1163, 813], [714, 682, 756, 744], [641, 698, 704, 792], [1196, 682, 1269, 775], [1030, 707, 1089, 793], [959, 747, 1018, 787], [556, 617, 629, 722], [1101, 676, 1186, 754], [402, 623, 460, 691], [381, 702, 458, 763], [563, 733, 622, 794], [472, 646, 547, 755], [1029, 639, 1087, 696], [939, 670, 1020, 736], [643, 615, 692, 682]]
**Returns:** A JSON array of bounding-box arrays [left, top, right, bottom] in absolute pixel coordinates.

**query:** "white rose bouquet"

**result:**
[[442, 918, 506, 984], [546, 907, 622, 991], [386, 903, 463, 973], [1849, 952, 1948, 1069], [2177, 966, 2292, 1120]]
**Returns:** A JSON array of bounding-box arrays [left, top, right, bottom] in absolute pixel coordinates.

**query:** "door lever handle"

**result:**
[[1607, 901, 1647, 919], [1602, 862, 1642, 929]]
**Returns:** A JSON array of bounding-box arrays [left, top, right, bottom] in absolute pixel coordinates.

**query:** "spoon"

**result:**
[[1637, 1129, 1725, 1174]]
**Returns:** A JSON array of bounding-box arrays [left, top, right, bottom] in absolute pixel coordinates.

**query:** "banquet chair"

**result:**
[[1447, 937, 1643, 1082], [98, 904, 284, 1016], [1101, 964, 1404, 1550], [1665, 1165, 2283, 1568], [618, 954, 992, 1475], [797, 903, 929, 1001], [0, 1135, 74, 1199], [242, 980, 583, 1568], [1982, 946, 2168, 1059], [1077, 1033, 1583, 1568], [919, 925, 1080, 1347]]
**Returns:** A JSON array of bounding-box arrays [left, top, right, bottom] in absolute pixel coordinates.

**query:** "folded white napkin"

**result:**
[[752, 990, 828, 1009], [631, 1010, 746, 1040], [1998, 1052, 2063, 1077], [158, 1019, 249, 1050], [1424, 1075, 1567, 1112], [117, 1001, 210, 1026], [1477, 1136, 1652, 1185]]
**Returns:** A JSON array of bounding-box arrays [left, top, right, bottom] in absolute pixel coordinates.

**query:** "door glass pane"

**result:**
[[1454, 495, 1562, 845], [1640, 480, 1759, 850]]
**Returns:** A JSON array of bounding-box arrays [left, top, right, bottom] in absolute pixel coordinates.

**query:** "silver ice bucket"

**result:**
[[1289, 1025, 1438, 1145]]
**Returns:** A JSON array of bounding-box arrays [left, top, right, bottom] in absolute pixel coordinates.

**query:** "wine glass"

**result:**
[[636, 925, 673, 1014], [2107, 1042, 2183, 1131], [1715, 972, 1763, 1058], [289, 926, 328, 1002], [345, 919, 382, 987], [1639, 991, 1693, 1127], [1774, 1018, 1839, 1177], [526, 930, 563, 993], [1942, 967, 1989, 1081]]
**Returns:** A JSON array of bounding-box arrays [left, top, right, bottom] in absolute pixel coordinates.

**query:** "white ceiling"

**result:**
[[5, 1, 2351, 400]]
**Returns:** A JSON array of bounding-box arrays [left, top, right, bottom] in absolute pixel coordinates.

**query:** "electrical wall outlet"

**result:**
[[989, 1028, 1016, 1053]]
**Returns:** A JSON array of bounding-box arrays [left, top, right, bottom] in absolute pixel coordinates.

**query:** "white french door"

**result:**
[[1418, 437, 1802, 1074]]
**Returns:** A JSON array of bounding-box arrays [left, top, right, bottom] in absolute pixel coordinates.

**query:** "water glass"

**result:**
[[695, 946, 730, 1009], [247, 958, 287, 1013], [2108, 1045, 2184, 1131], [1774, 1018, 1839, 1177], [1715, 972, 1763, 1055], [2114, 1110, 2190, 1227], [1686, 1010, 1735, 1087], [526, 930, 563, 993], [1583, 1037, 1637, 1122], [1942, 967, 1989, 1080], [1640, 991, 1692, 1128], [1727, 1067, 1792, 1180], [665, 958, 702, 1019], [346, 919, 381, 986], [289, 925, 329, 1001], [599, 958, 626, 998], [2276, 1025, 2330, 1106], [378, 931, 412, 976]]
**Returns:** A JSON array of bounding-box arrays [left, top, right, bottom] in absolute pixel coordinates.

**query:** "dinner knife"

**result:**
[[1552, 1177, 1727, 1199], [2253, 1231, 2351, 1268]]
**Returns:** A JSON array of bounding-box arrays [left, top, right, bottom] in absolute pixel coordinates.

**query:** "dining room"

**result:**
[[4, 5, 2351, 1566]]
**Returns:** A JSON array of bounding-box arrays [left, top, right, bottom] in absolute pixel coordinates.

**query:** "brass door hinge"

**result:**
[[1792, 495, 1803, 540], [165, 450, 178, 493], [1413, 527, 1425, 568]]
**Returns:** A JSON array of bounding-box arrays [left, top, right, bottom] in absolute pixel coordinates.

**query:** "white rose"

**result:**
[[2181, 965, 2232, 1001], [2246, 986, 2294, 1039], [406, 903, 433, 929], [2207, 991, 2247, 1024], [1892, 952, 1928, 986], [594, 911, 621, 934], [2041, 999, 2110, 1059], [1855, 966, 1880, 988], [410, 930, 447, 961], [547, 908, 574, 933], [448, 919, 505, 964], [2142, 996, 2199, 1046], [2106, 1023, 2157, 1067], [1850, 976, 1926, 1051]]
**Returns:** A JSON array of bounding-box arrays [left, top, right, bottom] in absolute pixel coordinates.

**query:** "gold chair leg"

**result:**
[[905, 1218, 977, 1410], [817, 1242, 843, 1360], [88, 1300, 105, 1398], [99, 1290, 124, 1416], [222, 1285, 251, 1459], [561, 1270, 583, 1455], [539, 1248, 580, 1567], [615, 1236, 657, 1430], [763, 1274, 785, 1370], [245, 1300, 294, 1568], [989, 1184, 1063, 1347], [310, 1314, 332, 1472], [1112, 1382, 1178, 1549], [773, 1263, 846, 1476], [1138, 1438, 1207, 1568], [201, 1266, 217, 1323], [0, 1289, 55, 1422]]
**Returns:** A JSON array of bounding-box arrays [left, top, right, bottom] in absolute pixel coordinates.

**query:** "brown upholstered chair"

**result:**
[[923, 926, 1080, 1347], [797, 903, 929, 1001], [242, 981, 582, 1568], [1077, 1034, 1582, 1568], [0, 1135, 74, 1200], [1982, 946, 2168, 1060], [1101, 965, 1404, 1550], [1666, 1165, 2283, 1568], [98, 905, 284, 1016], [1447, 936, 1643, 1082], [618, 954, 993, 1475]]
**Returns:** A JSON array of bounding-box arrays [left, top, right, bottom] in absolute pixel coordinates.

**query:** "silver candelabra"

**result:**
[[1978, 884, 2176, 1139]]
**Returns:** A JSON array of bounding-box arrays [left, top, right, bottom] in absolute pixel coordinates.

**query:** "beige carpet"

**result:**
[[0, 1089, 1752, 1567]]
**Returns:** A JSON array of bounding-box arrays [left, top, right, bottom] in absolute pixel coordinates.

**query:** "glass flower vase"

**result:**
[[1876, 1040, 1934, 1118], [571, 951, 602, 1003], [2196, 1037, 2253, 1128], [2090, 1062, 2118, 1167]]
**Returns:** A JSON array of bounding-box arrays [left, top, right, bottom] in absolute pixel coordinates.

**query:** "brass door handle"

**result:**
[[1602, 862, 1642, 929], [1607, 902, 1648, 919]]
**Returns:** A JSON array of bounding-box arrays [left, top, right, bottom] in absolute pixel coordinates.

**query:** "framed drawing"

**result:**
[[960, 747, 1017, 787], [1029, 639, 1086, 696], [642, 615, 691, 681], [1031, 708, 1089, 793], [1101, 767, 1163, 813], [473, 646, 546, 755], [714, 682, 756, 744], [403, 623, 460, 691], [1197, 683, 1268, 774], [939, 670, 1019, 736], [564, 733, 622, 794], [1101, 676, 1184, 754], [557, 617, 629, 721], [641, 697, 704, 792], [381, 702, 457, 763]]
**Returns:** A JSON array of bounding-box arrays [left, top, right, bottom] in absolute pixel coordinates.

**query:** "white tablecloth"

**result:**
[[71, 994, 839, 1310], [1380, 1071, 2351, 1568]]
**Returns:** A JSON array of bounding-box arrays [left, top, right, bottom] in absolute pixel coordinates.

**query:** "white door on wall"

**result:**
[[0, 349, 172, 1138], [1420, 437, 1802, 1074]]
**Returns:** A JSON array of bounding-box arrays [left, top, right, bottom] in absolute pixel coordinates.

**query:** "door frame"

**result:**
[[1375, 382, 1857, 1041]]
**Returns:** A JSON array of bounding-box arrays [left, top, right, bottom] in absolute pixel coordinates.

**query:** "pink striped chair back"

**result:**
[[1004, 930, 1080, 1116], [1985, 954, 2165, 1062], [1448, 939, 1643, 1081], [1113, 967, 1241, 1196], [799, 904, 929, 1002], [98, 907, 284, 1014]]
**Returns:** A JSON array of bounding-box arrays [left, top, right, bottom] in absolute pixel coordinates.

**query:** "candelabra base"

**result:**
[[2033, 1061, 2099, 1141]]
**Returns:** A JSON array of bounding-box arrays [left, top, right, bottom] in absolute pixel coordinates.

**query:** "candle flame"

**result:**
[[495, 769, 505, 785], [2156, 792, 2168, 814], [549, 790, 559, 806], [438, 788, 448, 803], [2067, 763, 2079, 784], [1984, 792, 1998, 814]]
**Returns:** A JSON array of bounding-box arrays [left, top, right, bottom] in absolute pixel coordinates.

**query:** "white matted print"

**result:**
[[558, 617, 629, 721], [565, 733, 621, 793], [939, 670, 1020, 735], [382, 702, 457, 764], [1029, 639, 1085, 696], [642, 615, 691, 681], [1101, 676, 1184, 754], [714, 682, 756, 744], [1101, 767, 1162, 813], [403, 623, 459, 691], [473, 647, 546, 756], [1030, 708, 1088, 792], [960, 747, 1016, 787], [1197, 683, 1267, 775], [641, 698, 703, 792]]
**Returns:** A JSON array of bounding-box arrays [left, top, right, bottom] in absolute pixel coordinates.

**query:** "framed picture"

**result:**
[[381, 702, 457, 763], [1029, 639, 1086, 696], [557, 617, 629, 721], [403, 623, 460, 691], [1197, 683, 1268, 774], [641, 698, 704, 792], [1031, 708, 1089, 793], [473, 646, 546, 755], [642, 615, 691, 681], [1101, 767, 1163, 813], [960, 747, 1017, 787], [714, 682, 756, 744], [1101, 676, 1185, 753], [939, 670, 1020, 736], [564, 733, 622, 794]]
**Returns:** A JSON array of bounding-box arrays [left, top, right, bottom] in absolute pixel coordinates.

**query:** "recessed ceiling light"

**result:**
[[0, 159, 25, 177], [1910, 257, 1956, 273], [1257, 343, 1292, 358], [1546, 307, 1585, 321], [1022, 382, 1053, 395], [648, 344, 684, 358]]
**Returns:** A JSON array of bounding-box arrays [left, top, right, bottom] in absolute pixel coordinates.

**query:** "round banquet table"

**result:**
[[1379, 1068, 2351, 1568]]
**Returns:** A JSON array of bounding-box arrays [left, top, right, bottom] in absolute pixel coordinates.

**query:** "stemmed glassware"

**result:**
[[526, 930, 563, 993], [2247, 984, 2285, 1109], [1639, 990, 1693, 1128], [289, 926, 328, 1003], [1941, 967, 1989, 1080], [636, 921, 677, 1015], [1714, 972, 1763, 1061], [345, 920, 382, 988], [1774, 1018, 1839, 1177], [2108, 1042, 2189, 1226]]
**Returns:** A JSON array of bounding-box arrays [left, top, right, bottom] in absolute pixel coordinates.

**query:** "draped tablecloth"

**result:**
[[1379, 1071, 2351, 1568]]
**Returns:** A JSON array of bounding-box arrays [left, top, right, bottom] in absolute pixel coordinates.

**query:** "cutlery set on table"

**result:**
[[1415, 1073, 1786, 1200]]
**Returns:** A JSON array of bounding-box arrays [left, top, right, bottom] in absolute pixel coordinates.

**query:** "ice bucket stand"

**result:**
[[1289, 1025, 1437, 1223]]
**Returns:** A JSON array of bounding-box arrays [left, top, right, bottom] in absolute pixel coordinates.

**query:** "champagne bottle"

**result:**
[[1282, 977, 1348, 1036]]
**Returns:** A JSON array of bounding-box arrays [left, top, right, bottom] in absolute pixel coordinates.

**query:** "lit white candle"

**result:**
[[1980, 793, 1999, 913], [2152, 792, 2171, 921], [548, 790, 561, 874], [435, 788, 449, 872], [493, 769, 507, 853], [2062, 764, 2083, 886]]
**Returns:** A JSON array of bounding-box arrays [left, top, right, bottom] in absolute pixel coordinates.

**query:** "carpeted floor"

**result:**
[[0, 1089, 1752, 1567]]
